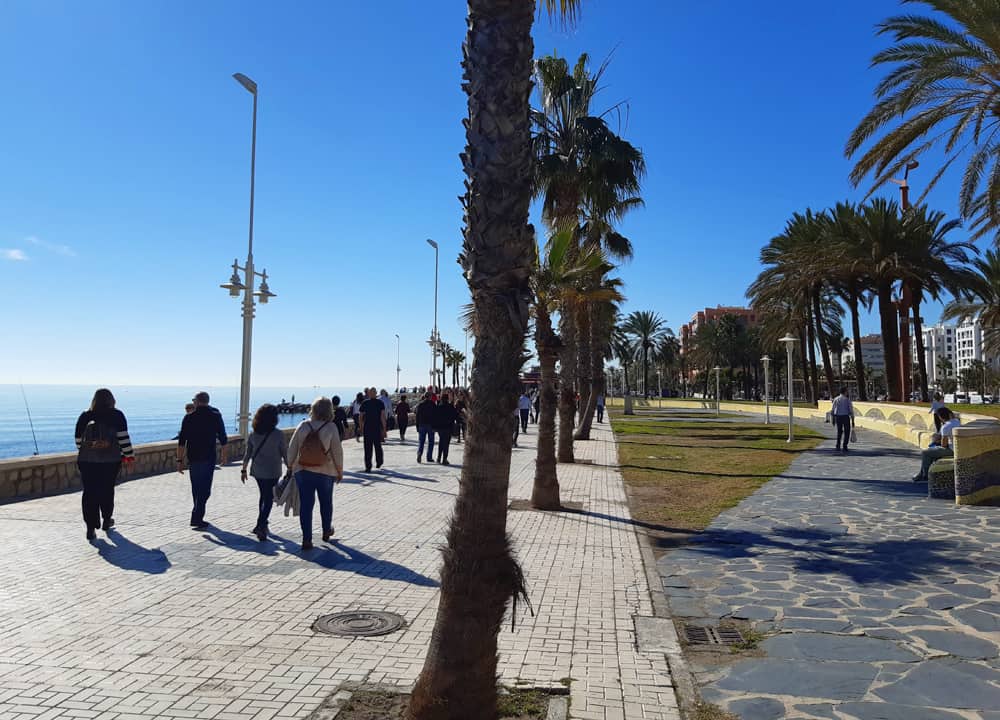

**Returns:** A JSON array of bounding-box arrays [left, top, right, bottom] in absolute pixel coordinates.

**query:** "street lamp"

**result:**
[[395, 333, 401, 391], [426, 238, 439, 388], [762, 355, 771, 425], [464, 329, 469, 388], [779, 334, 798, 442], [657, 369, 662, 408], [713, 366, 722, 417], [221, 72, 275, 438]]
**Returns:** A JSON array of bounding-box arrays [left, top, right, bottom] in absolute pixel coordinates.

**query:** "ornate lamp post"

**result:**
[[779, 335, 798, 442]]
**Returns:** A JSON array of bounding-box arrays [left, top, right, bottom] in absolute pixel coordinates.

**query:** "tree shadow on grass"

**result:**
[[94, 529, 172, 574], [270, 535, 439, 587]]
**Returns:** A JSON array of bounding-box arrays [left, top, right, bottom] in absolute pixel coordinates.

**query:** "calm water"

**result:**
[[0, 385, 363, 459]]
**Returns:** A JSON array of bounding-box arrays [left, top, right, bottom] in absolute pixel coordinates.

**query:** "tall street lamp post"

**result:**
[[426, 239, 439, 388], [762, 355, 771, 424], [221, 72, 275, 438], [657, 369, 662, 408], [713, 366, 722, 417], [779, 334, 798, 442], [395, 333, 401, 391]]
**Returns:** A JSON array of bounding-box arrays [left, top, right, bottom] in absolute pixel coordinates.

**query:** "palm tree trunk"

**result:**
[[812, 289, 837, 398], [911, 290, 930, 402], [408, 1, 534, 717], [532, 305, 560, 509], [805, 307, 819, 404], [848, 289, 868, 401], [557, 304, 576, 463], [877, 281, 901, 402], [798, 327, 812, 404], [574, 305, 595, 440]]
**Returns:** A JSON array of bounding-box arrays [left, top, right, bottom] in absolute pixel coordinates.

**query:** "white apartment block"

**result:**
[[914, 318, 999, 387]]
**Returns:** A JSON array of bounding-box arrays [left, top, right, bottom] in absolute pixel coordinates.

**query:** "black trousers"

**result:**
[[397, 417, 408, 441], [437, 429, 452, 461], [364, 433, 384, 469], [597, 404, 605, 422], [79, 461, 119, 529], [255, 477, 277, 531], [519, 409, 530, 432], [835, 415, 852, 449]]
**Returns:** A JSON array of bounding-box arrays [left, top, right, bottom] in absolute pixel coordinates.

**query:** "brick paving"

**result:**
[[0, 422, 679, 719]]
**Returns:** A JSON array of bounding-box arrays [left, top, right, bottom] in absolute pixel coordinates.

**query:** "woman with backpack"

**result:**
[[74, 388, 135, 540], [241, 404, 288, 542], [285, 397, 344, 551]]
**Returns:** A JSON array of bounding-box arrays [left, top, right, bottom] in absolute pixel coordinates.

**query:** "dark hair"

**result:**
[[331, 395, 341, 406], [355, 392, 364, 402], [252, 403, 279, 434], [840, 386, 849, 395], [935, 407, 953, 421], [441, 393, 450, 402], [90, 388, 116, 412], [400, 395, 407, 402]]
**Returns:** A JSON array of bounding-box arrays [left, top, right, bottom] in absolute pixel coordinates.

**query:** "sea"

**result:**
[[0, 385, 364, 460]]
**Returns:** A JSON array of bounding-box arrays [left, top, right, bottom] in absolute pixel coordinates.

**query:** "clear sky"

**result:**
[[0, 1, 978, 388]]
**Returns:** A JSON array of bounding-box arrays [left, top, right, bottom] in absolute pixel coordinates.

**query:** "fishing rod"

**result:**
[[19, 383, 40, 456]]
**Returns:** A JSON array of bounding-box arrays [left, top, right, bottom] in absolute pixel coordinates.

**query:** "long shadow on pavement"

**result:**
[[200, 524, 281, 556], [93, 529, 172, 574], [269, 535, 439, 587]]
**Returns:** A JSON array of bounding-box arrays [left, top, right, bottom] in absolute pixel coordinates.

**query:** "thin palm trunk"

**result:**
[[911, 290, 930, 402], [812, 288, 837, 398], [877, 281, 901, 402], [532, 304, 560, 509], [848, 289, 868, 401], [408, 1, 534, 716], [798, 327, 811, 403], [573, 304, 594, 440], [557, 305, 577, 463], [806, 307, 819, 404]]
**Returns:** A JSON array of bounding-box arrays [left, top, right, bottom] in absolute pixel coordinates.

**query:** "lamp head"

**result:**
[[426, 238, 438, 249], [779, 334, 798, 345], [233, 73, 258, 95], [220, 260, 245, 297]]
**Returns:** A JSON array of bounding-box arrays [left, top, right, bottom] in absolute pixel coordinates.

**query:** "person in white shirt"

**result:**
[[929, 392, 946, 432], [913, 407, 960, 482], [518, 392, 532, 433], [831, 386, 855, 452]]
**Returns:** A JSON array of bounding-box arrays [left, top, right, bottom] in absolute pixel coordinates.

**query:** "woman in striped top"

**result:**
[[74, 388, 135, 540]]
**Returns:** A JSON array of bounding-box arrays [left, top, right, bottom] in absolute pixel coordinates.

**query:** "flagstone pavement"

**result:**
[[0, 421, 680, 720]]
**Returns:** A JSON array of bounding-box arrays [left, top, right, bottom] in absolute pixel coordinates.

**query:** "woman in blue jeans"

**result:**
[[241, 404, 288, 542], [285, 397, 344, 551]]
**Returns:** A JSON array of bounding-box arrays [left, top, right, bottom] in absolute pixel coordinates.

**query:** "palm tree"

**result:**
[[574, 271, 624, 440], [449, 350, 467, 387], [408, 3, 579, 718], [846, 1, 1000, 231], [943, 247, 1000, 356], [611, 330, 636, 395], [623, 311, 669, 397], [530, 230, 609, 509]]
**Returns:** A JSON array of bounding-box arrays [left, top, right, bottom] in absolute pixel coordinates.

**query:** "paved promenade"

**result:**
[[0, 423, 679, 720], [657, 415, 1000, 720]]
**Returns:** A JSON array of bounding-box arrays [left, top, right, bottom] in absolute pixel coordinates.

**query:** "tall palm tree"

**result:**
[[611, 330, 636, 395], [408, 3, 580, 718], [846, 1, 1000, 231], [623, 311, 669, 397], [943, 247, 1000, 356]]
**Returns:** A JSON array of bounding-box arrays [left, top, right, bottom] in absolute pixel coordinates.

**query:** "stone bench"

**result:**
[[951, 422, 1000, 506], [928, 457, 955, 500]]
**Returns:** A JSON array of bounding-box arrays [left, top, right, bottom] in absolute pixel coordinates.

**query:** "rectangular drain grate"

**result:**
[[682, 624, 744, 646]]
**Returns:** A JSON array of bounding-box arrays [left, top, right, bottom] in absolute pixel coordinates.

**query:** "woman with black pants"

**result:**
[[241, 404, 288, 541], [74, 389, 134, 540]]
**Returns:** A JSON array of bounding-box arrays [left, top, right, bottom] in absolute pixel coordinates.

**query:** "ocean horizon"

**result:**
[[0, 384, 371, 460]]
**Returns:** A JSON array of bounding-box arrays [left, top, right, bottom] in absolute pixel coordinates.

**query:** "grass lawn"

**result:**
[[610, 410, 823, 553]]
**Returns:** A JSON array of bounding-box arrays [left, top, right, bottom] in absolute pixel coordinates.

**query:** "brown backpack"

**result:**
[[298, 421, 330, 467]]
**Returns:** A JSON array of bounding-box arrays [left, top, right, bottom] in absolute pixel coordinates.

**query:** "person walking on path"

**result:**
[[415, 392, 436, 463], [831, 386, 855, 452], [360, 387, 387, 471], [177, 391, 228, 530], [350, 392, 365, 443], [913, 407, 960, 482], [75, 388, 135, 540], [596, 393, 606, 423], [241, 404, 288, 542], [518, 391, 532, 433], [929, 392, 946, 432], [395, 395, 411, 442], [285, 397, 343, 551], [454, 395, 467, 443], [434, 393, 458, 465], [331, 395, 348, 440]]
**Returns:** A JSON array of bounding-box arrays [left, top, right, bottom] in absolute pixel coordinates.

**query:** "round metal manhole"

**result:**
[[313, 611, 406, 637]]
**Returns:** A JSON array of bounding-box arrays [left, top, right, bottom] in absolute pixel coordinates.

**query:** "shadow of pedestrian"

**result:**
[[200, 524, 280, 556], [269, 535, 438, 587], [94, 530, 172, 574]]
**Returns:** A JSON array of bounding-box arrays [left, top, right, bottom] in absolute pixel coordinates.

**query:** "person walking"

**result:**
[[596, 393, 606, 423], [177, 391, 228, 530], [360, 387, 387, 471], [331, 395, 348, 440], [285, 397, 343, 550], [454, 394, 467, 443], [395, 394, 411, 442], [75, 388, 135, 540], [831, 386, 855, 452], [913, 407, 960, 482], [434, 393, 458, 465], [415, 392, 436, 463], [350, 392, 365, 443], [241, 404, 288, 542], [929, 392, 946, 432], [518, 392, 531, 433]]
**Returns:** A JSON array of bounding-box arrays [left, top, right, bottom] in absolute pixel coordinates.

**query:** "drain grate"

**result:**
[[682, 624, 744, 646], [313, 611, 406, 637]]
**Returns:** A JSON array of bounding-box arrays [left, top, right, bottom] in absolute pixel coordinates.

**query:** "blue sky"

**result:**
[[0, 1, 978, 388]]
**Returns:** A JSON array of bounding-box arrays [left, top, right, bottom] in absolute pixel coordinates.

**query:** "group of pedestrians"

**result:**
[[415, 392, 460, 464]]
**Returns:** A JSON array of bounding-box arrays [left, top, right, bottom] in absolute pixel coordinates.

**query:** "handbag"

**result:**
[[850, 427, 858, 443]]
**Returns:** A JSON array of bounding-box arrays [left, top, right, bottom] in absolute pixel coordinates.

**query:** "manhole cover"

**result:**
[[313, 611, 406, 637], [682, 624, 744, 646]]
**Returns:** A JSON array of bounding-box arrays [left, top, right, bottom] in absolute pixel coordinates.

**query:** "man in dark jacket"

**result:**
[[177, 391, 228, 529], [415, 393, 436, 463], [434, 394, 459, 465]]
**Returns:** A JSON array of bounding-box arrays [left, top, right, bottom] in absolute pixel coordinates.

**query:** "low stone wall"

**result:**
[[952, 422, 1000, 505]]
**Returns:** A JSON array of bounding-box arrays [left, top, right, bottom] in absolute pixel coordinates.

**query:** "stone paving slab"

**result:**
[[656, 414, 1000, 720], [0, 421, 678, 719]]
